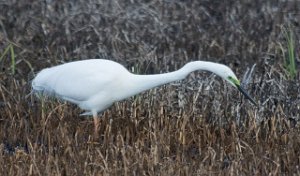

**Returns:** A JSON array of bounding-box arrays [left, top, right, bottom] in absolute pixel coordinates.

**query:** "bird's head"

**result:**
[[214, 65, 257, 106]]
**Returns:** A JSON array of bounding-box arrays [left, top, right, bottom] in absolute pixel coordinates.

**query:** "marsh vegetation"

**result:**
[[0, 0, 299, 175]]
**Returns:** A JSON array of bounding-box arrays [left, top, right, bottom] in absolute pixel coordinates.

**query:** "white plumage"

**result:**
[[32, 59, 256, 136]]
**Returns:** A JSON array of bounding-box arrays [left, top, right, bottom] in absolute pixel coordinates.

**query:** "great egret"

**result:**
[[32, 59, 257, 136]]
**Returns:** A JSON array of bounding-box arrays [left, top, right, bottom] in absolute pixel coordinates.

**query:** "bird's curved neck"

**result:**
[[124, 61, 218, 98]]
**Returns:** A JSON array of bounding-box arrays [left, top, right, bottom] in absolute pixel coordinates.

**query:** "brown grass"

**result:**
[[0, 0, 299, 175]]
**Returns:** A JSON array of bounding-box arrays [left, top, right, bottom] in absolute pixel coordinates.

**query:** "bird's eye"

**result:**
[[228, 76, 233, 80]]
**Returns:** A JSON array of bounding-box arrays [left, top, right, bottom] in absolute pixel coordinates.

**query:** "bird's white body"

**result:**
[[32, 59, 238, 116], [32, 59, 256, 134], [33, 60, 129, 114]]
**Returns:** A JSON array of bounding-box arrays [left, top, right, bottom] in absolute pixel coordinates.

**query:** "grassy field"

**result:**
[[0, 0, 299, 175]]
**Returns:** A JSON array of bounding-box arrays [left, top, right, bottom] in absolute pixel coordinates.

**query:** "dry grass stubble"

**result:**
[[0, 0, 299, 175]]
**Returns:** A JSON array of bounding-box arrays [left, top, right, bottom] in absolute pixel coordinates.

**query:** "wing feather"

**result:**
[[32, 59, 128, 104]]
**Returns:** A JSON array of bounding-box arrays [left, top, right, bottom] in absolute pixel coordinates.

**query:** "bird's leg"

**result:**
[[93, 115, 100, 139]]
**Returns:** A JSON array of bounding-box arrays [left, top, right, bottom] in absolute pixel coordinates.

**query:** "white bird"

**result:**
[[32, 59, 257, 136]]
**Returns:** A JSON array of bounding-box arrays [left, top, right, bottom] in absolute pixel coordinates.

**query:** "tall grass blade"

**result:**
[[10, 44, 16, 75], [282, 25, 297, 79]]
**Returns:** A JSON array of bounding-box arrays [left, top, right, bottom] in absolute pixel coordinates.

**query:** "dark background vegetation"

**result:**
[[0, 0, 299, 175]]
